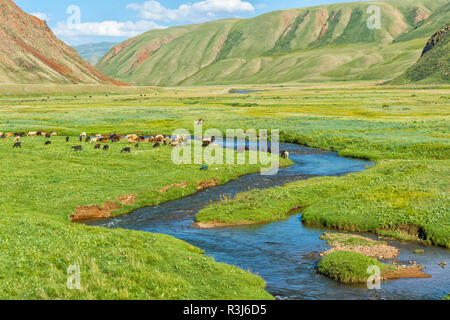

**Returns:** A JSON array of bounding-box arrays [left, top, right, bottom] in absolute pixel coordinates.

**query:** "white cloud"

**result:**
[[127, 0, 255, 23], [31, 12, 49, 21], [53, 20, 165, 37]]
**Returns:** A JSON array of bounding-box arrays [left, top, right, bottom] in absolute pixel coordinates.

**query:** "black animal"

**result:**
[[153, 143, 160, 148], [121, 147, 131, 153], [13, 142, 22, 148], [72, 146, 82, 151], [103, 145, 109, 151], [44, 141, 52, 146], [94, 144, 101, 149], [66, 136, 70, 142]]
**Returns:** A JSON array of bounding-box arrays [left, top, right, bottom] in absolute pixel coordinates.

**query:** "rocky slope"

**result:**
[[0, 0, 126, 85], [98, 0, 449, 86], [392, 23, 449, 84]]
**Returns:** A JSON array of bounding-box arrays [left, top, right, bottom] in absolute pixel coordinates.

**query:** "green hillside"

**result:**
[[98, 0, 450, 86], [392, 23, 449, 84]]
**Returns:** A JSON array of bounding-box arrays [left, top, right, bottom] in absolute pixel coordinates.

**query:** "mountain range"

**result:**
[[74, 42, 118, 66], [97, 0, 450, 86]]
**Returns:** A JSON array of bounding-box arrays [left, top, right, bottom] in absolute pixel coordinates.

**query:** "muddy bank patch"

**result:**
[[383, 265, 431, 280], [197, 179, 219, 191], [71, 202, 121, 222], [193, 220, 265, 229]]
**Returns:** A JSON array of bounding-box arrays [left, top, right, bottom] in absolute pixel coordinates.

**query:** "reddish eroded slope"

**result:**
[[0, 0, 127, 85]]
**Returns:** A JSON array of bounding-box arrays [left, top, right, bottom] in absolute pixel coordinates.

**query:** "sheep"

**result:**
[[125, 134, 138, 140], [13, 142, 22, 148], [280, 151, 290, 159], [44, 141, 51, 146], [72, 146, 82, 151], [121, 147, 131, 153], [27, 132, 37, 137]]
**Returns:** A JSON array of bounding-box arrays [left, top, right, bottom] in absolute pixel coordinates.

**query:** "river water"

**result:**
[[86, 142, 449, 300]]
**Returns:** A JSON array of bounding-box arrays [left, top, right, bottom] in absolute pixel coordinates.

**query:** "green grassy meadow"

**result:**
[[0, 82, 449, 298]]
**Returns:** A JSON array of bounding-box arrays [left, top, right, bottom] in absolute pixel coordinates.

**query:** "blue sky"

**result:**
[[15, 0, 363, 45]]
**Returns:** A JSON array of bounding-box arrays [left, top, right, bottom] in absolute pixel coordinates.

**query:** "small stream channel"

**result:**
[[86, 142, 449, 300]]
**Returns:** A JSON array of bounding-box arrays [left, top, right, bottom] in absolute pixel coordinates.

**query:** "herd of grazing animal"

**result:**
[[4, 131, 189, 154], [2, 130, 290, 159]]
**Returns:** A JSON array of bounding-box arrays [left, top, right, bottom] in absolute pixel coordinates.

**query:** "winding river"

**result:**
[[87, 142, 449, 300]]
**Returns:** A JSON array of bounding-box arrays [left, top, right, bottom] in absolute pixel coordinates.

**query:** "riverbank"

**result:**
[[196, 159, 449, 248], [0, 136, 280, 299]]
